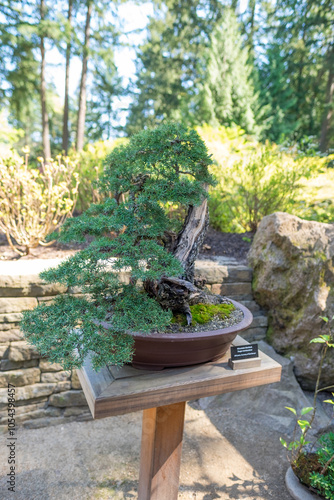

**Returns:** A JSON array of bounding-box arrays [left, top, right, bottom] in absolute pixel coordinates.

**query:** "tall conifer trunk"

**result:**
[[40, 0, 51, 160], [320, 48, 334, 153], [76, 0, 92, 152], [62, 0, 73, 154]]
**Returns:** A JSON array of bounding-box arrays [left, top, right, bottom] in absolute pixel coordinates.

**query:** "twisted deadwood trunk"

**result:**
[[144, 190, 221, 324]]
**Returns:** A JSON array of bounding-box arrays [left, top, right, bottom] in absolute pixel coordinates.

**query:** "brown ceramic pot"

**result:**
[[128, 299, 253, 370]]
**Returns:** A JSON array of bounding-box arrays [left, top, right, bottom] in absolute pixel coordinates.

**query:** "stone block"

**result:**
[[71, 370, 82, 389], [37, 296, 56, 304], [8, 341, 36, 361], [211, 282, 252, 296], [54, 381, 72, 393], [63, 406, 89, 417], [0, 274, 67, 297], [22, 416, 70, 429], [0, 401, 46, 418], [0, 297, 37, 314], [195, 262, 252, 284], [0, 329, 23, 343], [239, 300, 261, 313], [242, 327, 267, 342], [250, 315, 268, 328], [48, 390, 87, 407], [0, 323, 20, 332], [39, 360, 64, 372], [41, 371, 71, 383], [0, 367, 40, 388], [0, 397, 48, 412], [0, 345, 9, 359], [8, 341, 40, 362], [0, 359, 38, 371], [0, 313, 23, 323], [0, 406, 62, 426], [0, 383, 55, 403]]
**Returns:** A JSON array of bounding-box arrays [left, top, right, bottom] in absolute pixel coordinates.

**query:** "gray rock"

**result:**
[[248, 212, 334, 389]]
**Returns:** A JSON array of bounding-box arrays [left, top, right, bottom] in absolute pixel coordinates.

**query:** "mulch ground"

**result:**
[[0, 227, 254, 263]]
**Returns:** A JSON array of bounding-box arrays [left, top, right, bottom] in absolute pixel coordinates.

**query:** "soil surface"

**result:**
[[0, 227, 253, 263]]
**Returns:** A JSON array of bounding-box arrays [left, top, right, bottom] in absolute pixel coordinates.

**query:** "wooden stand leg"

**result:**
[[138, 401, 186, 500]]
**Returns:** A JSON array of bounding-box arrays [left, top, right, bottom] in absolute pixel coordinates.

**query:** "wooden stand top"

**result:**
[[77, 335, 282, 419]]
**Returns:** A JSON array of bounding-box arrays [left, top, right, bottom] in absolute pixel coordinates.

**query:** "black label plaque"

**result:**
[[230, 344, 258, 361]]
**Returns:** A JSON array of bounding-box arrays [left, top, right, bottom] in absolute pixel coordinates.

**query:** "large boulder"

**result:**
[[248, 212, 334, 390]]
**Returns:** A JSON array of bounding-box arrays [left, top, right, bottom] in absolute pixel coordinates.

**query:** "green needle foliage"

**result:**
[[20, 122, 215, 370]]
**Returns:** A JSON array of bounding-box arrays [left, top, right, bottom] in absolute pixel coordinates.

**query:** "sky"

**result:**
[[46, 0, 248, 133], [47, 2, 154, 100]]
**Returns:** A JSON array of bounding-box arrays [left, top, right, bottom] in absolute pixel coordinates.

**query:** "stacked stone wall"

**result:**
[[0, 263, 91, 432], [0, 257, 268, 430]]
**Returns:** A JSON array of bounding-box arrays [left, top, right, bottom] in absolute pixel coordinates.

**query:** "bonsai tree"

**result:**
[[21, 122, 228, 370]]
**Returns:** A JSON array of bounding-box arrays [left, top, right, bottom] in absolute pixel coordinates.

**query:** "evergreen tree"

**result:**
[[20, 123, 216, 370], [259, 43, 298, 142], [85, 48, 122, 141], [264, 0, 334, 148], [126, 0, 222, 135], [196, 8, 259, 135]]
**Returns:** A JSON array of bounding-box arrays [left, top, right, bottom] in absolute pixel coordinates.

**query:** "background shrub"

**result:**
[[69, 138, 128, 213], [198, 125, 334, 232], [0, 148, 79, 255]]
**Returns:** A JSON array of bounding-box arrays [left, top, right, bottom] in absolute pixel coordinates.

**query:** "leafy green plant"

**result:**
[[280, 317, 334, 498], [310, 433, 334, 499], [68, 138, 128, 213], [20, 123, 218, 370], [209, 144, 315, 232], [197, 124, 334, 232], [0, 148, 79, 255]]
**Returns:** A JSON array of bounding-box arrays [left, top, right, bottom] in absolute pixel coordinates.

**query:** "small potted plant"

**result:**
[[21, 122, 252, 371], [281, 317, 334, 500]]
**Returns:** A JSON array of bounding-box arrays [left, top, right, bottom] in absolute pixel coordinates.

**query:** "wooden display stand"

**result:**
[[77, 335, 282, 500]]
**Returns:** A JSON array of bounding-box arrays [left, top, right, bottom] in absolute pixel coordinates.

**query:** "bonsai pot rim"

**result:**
[[128, 298, 253, 370], [127, 298, 253, 342], [285, 466, 325, 500]]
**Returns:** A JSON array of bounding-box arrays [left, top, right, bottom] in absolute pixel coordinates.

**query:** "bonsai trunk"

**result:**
[[144, 190, 217, 324]]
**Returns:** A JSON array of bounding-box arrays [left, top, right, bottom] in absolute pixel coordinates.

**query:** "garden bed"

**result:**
[[0, 228, 253, 263]]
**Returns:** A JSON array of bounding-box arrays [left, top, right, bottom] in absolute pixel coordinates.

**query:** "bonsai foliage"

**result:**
[[21, 123, 215, 370]]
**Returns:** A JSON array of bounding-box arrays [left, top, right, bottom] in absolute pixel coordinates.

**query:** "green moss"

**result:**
[[171, 302, 235, 327]]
